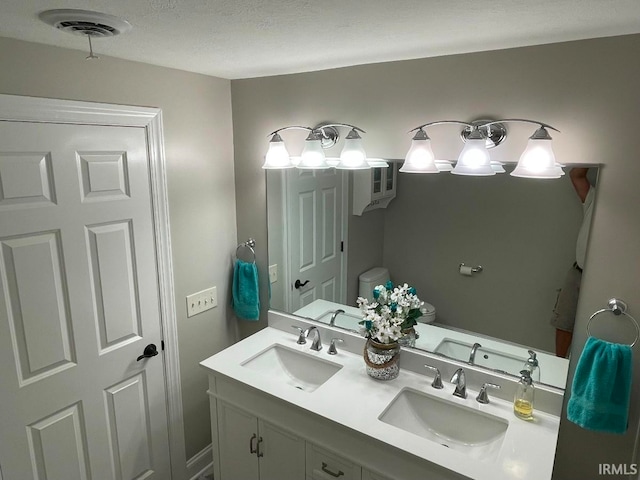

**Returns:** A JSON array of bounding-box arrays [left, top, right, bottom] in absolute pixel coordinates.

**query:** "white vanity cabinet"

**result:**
[[352, 163, 397, 215], [216, 400, 305, 480], [207, 373, 466, 480], [202, 325, 561, 480]]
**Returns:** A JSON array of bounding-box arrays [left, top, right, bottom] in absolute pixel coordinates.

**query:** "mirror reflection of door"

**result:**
[[284, 168, 346, 311], [268, 169, 346, 311]]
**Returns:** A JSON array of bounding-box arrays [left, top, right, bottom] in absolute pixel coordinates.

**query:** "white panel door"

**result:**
[[0, 122, 171, 479], [286, 169, 345, 311]]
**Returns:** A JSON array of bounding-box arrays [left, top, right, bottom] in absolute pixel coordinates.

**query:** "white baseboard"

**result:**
[[187, 444, 213, 480]]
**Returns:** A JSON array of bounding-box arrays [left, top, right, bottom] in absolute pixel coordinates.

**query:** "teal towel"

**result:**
[[567, 336, 632, 434], [232, 259, 260, 321]]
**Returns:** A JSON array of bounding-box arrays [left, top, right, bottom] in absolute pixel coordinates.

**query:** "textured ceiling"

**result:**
[[1, 0, 640, 79]]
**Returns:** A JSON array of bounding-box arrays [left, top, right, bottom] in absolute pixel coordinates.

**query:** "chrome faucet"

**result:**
[[468, 342, 482, 364], [304, 326, 323, 351], [329, 309, 345, 327], [450, 368, 467, 398]]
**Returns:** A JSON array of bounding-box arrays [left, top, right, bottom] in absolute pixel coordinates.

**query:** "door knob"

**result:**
[[294, 279, 310, 289], [136, 343, 159, 361]]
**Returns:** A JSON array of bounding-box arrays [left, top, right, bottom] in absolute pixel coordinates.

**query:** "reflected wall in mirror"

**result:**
[[267, 164, 598, 389]]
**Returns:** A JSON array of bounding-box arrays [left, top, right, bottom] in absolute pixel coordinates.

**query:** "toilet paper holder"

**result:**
[[459, 263, 483, 275]]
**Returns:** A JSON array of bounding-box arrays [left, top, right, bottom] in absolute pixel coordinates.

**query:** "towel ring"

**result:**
[[586, 298, 640, 347], [236, 238, 256, 263]]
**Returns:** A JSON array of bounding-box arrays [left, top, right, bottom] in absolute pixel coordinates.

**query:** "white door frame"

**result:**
[[0, 94, 185, 478]]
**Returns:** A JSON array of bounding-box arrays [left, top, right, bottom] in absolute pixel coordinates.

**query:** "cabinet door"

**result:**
[[371, 167, 384, 198], [383, 163, 396, 196], [217, 402, 259, 480], [258, 419, 305, 480]]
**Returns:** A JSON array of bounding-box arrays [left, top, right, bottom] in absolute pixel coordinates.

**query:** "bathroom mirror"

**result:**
[[266, 164, 598, 389]]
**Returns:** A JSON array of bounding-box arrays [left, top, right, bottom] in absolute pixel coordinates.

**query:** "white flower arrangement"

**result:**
[[357, 281, 425, 344]]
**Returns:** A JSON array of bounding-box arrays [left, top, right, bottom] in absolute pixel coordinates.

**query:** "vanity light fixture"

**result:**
[[402, 119, 563, 178], [262, 123, 382, 170]]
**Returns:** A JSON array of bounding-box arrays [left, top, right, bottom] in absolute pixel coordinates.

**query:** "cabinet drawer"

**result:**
[[362, 469, 394, 480], [306, 443, 361, 480]]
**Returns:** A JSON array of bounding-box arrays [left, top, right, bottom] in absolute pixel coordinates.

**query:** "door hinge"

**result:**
[[340, 241, 344, 252], [161, 340, 165, 351]]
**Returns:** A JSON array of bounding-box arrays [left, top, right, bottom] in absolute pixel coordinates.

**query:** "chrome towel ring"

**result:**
[[236, 238, 256, 263], [586, 298, 639, 347]]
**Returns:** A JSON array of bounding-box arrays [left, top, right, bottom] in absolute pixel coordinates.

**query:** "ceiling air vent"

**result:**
[[39, 9, 132, 37]]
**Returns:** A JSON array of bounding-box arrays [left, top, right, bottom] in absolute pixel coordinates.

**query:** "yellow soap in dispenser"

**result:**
[[514, 369, 535, 421]]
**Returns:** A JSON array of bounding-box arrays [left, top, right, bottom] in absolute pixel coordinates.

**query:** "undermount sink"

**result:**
[[379, 388, 508, 462], [435, 338, 527, 375], [241, 344, 342, 392]]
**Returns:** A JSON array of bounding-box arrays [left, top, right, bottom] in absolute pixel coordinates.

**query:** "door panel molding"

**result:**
[[0, 94, 185, 478], [26, 401, 90, 480], [1, 229, 76, 387]]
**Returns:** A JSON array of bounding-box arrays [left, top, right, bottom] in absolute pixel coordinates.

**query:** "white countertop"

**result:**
[[200, 325, 560, 480]]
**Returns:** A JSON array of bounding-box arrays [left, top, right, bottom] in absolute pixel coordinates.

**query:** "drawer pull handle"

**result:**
[[249, 433, 257, 454], [257, 436, 264, 457], [321, 462, 344, 477]]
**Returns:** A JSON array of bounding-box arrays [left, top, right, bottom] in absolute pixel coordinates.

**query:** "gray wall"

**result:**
[[232, 35, 640, 479], [382, 168, 583, 352], [0, 36, 238, 471]]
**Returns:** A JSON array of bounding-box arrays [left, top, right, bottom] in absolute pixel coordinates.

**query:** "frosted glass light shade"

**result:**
[[335, 136, 369, 170], [297, 138, 329, 169], [511, 138, 562, 178], [400, 137, 439, 173], [452, 138, 495, 176], [262, 134, 294, 169]]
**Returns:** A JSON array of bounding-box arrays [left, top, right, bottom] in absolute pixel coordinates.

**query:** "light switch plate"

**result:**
[[186, 287, 217, 317], [268, 264, 278, 284]]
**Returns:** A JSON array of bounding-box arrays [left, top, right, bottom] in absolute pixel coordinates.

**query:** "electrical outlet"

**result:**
[[186, 287, 217, 317], [269, 264, 278, 284]]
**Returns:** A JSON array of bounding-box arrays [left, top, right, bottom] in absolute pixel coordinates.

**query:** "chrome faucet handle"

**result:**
[[327, 338, 344, 355], [305, 326, 323, 351], [476, 382, 501, 404], [450, 368, 467, 399], [291, 325, 306, 345], [424, 365, 443, 389]]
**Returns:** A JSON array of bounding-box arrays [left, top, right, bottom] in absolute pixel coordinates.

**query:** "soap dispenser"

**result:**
[[514, 370, 535, 421], [523, 350, 540, 382]]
